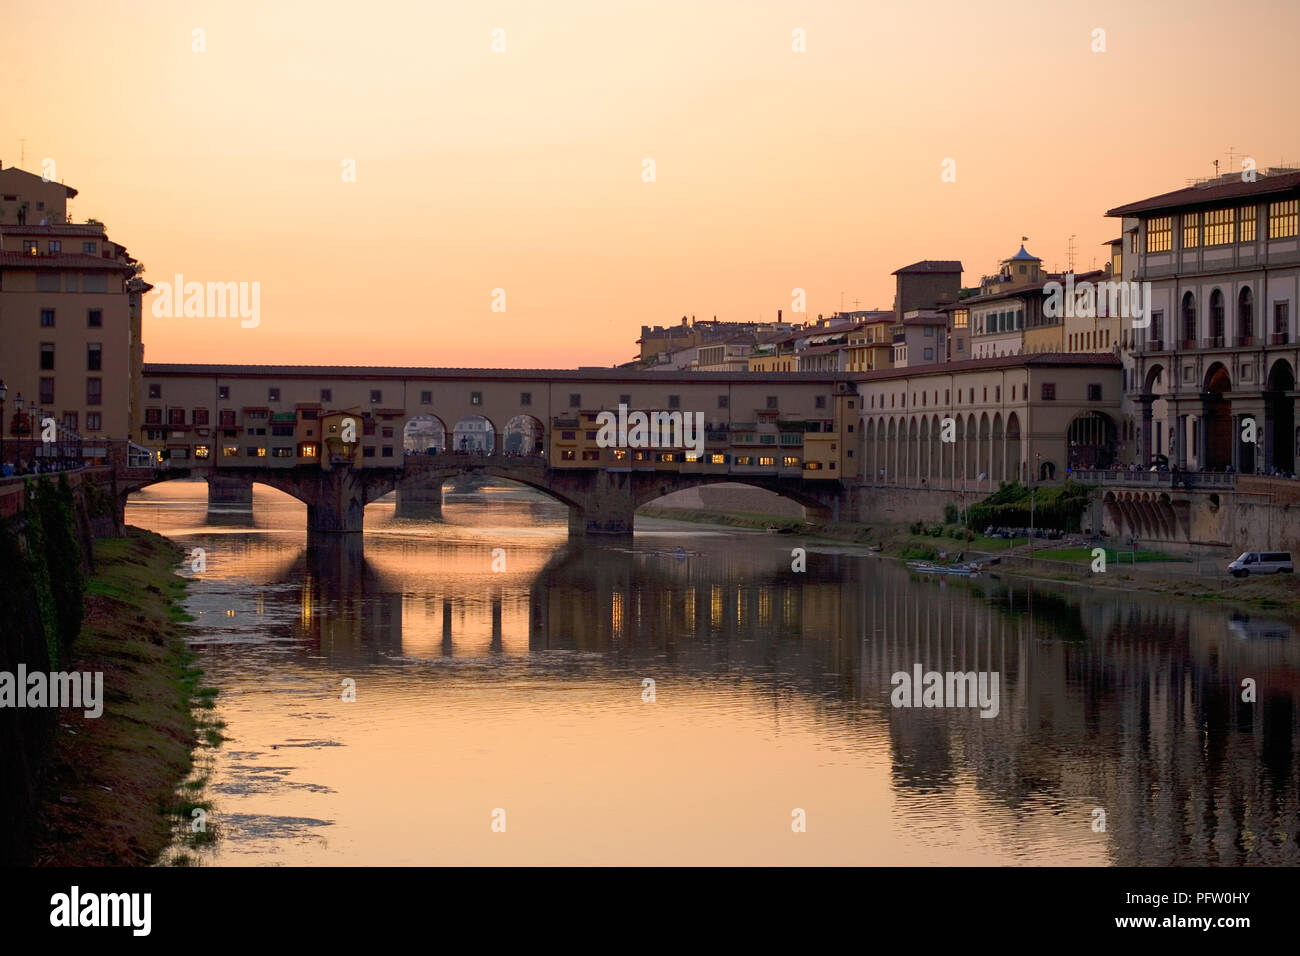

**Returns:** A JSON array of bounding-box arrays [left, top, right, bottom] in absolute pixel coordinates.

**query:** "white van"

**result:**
[[1227, 551, 1294, 577]]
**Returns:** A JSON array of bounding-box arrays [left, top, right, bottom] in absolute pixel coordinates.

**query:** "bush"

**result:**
[[965, 480, 1091, 532], [943, 504, 959, 524], [34, 476, 85, 656]]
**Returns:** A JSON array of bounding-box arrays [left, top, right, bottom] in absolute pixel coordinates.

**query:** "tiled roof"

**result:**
[[0, 251, 134, 272], [892, 260, 963, 275], [1106, 171, 1300, 217], [850, 352, 1121, 384]]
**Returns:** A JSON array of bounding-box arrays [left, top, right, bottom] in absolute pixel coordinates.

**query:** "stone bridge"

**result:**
[[118, 453, 853, 536]]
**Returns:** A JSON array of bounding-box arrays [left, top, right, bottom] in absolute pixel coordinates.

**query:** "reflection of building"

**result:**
[[0, 165, 149, 443], [1110, 168, 1300, 473]]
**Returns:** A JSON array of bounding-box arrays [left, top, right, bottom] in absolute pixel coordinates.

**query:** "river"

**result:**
[[126, 480, 1300, 865]]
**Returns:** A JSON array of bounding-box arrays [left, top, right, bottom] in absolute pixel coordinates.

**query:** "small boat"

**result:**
[[907, 560, 980, 576]]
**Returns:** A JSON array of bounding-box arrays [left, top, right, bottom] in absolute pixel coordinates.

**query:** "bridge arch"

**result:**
[[403, 413, 447, 455], [502, 414, 545, 457], [451, 414, 496, 454]]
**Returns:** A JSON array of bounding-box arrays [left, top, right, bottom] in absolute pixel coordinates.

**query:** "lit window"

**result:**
[[783, 456, 799, 467], [710, 454, 725, 464], [759, 456, 775, 466], [1268, 199, 1299, 239], [1146, 217, 1172, 252], [195, 445, 210, 459], [300, 444, 318, 458], [223, 446, 239, 457], [1182, 212, 1200, 248], [1205, 208, 1235, 246], [613, 449, 627, 460], [1239, 206, 1256, 242]]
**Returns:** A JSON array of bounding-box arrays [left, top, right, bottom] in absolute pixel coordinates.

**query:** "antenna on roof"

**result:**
[[18, 138, 27, 168]]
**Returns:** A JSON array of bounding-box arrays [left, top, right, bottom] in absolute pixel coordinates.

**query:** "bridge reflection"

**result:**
[[198, 530, 1300, 866]]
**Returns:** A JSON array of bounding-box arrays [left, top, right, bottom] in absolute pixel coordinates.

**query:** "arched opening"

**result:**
[[991, 413, 1004, 481], [452, 415, 496, 454], [964, 413, 978, 483], [1143, 363, 1164, 394], [977, 413, 990, 481], [1266, 359, 1296, 475], [886, 418, 897, 482], [1039, 460, 1056, 481], [1181, 291, 1197, 347], [1005, 412, 1022, 483], [1237, 287, 1254, 346], [403, 414, 446, 455], [907, 418, 919, 483], [1203, 363, 1232, 471], [1067, 411, 1118, 470], [1209, 289, 1225, 346], [502, 415, 545, 457], [918, 417, 930, 484]]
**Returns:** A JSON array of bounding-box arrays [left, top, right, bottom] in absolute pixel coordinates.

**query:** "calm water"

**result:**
[[126, 480, 1300, 866]]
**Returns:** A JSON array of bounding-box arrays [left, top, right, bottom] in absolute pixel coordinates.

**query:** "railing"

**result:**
[[1070, 468, 1237, 488], [1272, 332, 1290, 345], [1202, 336, 1225, 349], [1235, 335, 1255, 347]]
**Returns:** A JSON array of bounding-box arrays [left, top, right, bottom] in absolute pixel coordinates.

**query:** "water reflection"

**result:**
[[125, 481, 1300, 866]]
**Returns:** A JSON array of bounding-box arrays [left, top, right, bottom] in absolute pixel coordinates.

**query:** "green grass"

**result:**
[[1031, 546, 1188, 564]]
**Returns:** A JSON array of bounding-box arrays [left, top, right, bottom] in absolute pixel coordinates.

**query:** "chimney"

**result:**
[[777, 309, 782, 322]]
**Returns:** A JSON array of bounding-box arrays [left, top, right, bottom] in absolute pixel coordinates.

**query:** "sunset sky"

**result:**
[[5, 0, 1299, 368]]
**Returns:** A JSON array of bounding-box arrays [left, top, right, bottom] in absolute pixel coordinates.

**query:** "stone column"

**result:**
[[1139, 395, 1154, 465]]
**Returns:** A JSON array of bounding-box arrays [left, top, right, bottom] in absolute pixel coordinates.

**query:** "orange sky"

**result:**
[[5, 0, 1298, 367]]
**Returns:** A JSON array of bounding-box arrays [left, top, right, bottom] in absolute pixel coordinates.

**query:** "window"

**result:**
[[420, 391, 432, 405], [61, 412, 77, 434], [717, 394, 728, 409], [169, 408, 186, 426], [561, 449, 576, 461], [87, 343, 102, 370], [569, 393, 581, 408], [471, 391, 482, 405], [370, 389, 382, 404], [923, 348, 934, 360], [783, 456, 799, 467], [23, 240, 37, 255], [1268, 199, 1299, 239], [613, 449, 628, 461], [1087, 383, 1102, 401], [320, 388, 332, 403], [271, 423, 295, 437], [766, 395, 778, 409], [86, 413, 102, 431], [86, 378, 102, 405], [40, 343, 55, 370], [1182, 212, 1200, 248], [299, 443, 318, 458], [1041, 383, 1056, 401], [520, 392, 531, 406], [1146, 216, 1172, 252], [953, 309, 968, 329], [219, 410, 236, 427], [1239, 206, 1257, 243], [223, 446, 239, 457], [1151, 310, 1164, 344], [1209, 289, 1225, 342], [192, 445, 210, 459], [48, 240, 62, 253], [1205, 208, 1234, 245], [710, 453, 725, 464], [83, 241, 97, 254], [619, 394, 631, 406], [40, 308, 55, 327], [192, 408, 209, 425], [1182, 292, 1197, 344], [735, 456, 752, 465], [84, 275, 107, 293], [1275, 302, 1291, 340], [668, 394, 680, 409], [146, 384, 161, 400], [86, 308, 103, 328], [759, 456, 776, 466], [145, 408, 162, 425], [268, 387, 281, 402], [814, 395, 826, 409]]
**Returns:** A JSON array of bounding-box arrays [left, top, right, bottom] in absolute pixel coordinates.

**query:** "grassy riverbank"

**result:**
[[638, 506, 1300, 614], [31, 527, 215, 866]]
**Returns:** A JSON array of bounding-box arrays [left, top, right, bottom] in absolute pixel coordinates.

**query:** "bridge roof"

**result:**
[[142, 363, 854, 384]]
